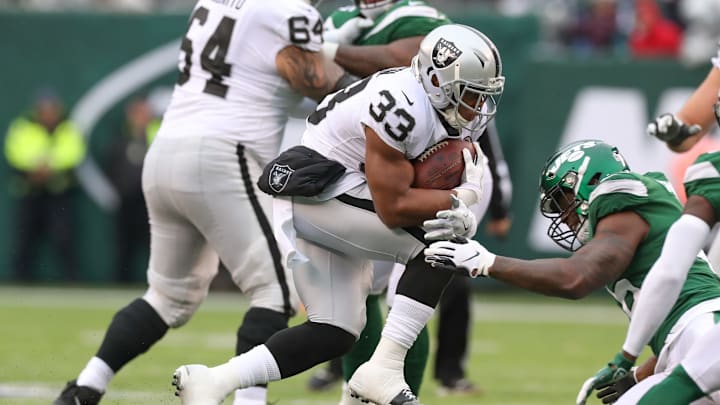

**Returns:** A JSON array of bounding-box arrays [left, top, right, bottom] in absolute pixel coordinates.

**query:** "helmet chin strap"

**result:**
[[439, 105, 482, 132], [439, 107, 465, 130]]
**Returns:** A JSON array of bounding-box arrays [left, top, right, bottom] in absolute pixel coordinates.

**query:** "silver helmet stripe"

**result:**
[[459, 25, 501, 78]]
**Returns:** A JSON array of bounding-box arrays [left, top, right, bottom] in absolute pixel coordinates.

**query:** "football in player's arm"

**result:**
[[171, 24, 504, 405], [425, 140, 720, 404], [313, 0, 513, 399]]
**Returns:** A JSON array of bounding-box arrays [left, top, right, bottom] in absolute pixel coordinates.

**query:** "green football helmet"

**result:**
[[538, 140, 630, 251]]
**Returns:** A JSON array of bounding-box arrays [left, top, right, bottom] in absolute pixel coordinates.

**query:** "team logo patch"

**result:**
[[268, 163, 294, 194], [432, 38, 462, 68]]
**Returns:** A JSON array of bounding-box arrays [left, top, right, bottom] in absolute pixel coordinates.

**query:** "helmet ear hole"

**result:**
[[430, 73, 439, 86]]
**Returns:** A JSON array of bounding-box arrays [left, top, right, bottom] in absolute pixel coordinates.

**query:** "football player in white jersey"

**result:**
[[172, 24, 504, 405], [53, 1, 352, 404], [318, 0, 512, 400]]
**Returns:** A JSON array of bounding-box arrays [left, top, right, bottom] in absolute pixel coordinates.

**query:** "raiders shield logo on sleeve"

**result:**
[[432, 38, 462, 69], [269, 163, 294, 194]]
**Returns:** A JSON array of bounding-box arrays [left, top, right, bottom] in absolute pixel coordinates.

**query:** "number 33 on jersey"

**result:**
[[303, 67, 481, 178]]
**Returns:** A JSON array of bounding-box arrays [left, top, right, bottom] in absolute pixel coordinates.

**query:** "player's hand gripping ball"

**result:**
[[411, 138, 477, 189]]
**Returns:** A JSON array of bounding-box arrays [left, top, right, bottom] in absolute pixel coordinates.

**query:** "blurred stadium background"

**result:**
[[0, 0, 716, 403]]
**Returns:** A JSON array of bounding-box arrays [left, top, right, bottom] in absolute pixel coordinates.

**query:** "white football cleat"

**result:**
[[347, 362, 421, 405], [172, 364, 227, 405], [338, 382, 368, 405]]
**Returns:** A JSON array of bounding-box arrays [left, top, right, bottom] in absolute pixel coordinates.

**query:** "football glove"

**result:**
[[647, 113, 701, 146], [423, 194, 478, 241], [424, 237, 495, 278], [576, 352, 635, 405], [595, 367, 638, 404], [454, 142, 487, 207], [323, 16, 373, 45]]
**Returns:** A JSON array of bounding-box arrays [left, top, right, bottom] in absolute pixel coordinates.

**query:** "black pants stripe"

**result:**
[[236, 144, 293, 316]]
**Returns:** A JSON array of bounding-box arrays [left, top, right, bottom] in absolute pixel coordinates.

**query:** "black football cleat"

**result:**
[[53, 380, 103, 405]]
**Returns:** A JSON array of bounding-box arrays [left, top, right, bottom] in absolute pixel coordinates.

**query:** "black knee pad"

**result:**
[[236, 307, 290, 355], [96, 298, 169, 372], [397, 254, 454, 307], [266, 322, 355, 378]]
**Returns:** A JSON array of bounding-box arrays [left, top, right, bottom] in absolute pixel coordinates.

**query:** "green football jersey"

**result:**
[[326, 0, 451, 46], [587, 171, 720, 354], [684, 150, 720, 221]]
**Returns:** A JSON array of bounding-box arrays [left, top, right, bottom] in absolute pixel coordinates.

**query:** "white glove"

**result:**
[[423, 194, 478, 241], [647, 113, 701, 146], [323, 16, 373, 45], [424, 238, 496, 278], [453, 142, 487, 207]]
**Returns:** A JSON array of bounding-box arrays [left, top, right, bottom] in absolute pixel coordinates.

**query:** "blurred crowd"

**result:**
[[521, 0, 720, 66], [1, 0, 719, 65], [4, 89, 158, 283]]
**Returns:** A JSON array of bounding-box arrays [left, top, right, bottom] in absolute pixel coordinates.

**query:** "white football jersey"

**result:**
[[157, 0, 324, 165], [302, 67, 481, 198]]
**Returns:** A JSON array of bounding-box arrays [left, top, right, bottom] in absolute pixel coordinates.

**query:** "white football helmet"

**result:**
[[354, 0, 400, 19], [411, 24, 505, 131]]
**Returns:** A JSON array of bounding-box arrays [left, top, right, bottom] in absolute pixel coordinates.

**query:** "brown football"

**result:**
[[411, 138, 476, 190]]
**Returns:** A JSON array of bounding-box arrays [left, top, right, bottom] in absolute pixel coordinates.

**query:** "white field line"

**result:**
[[0, 286, 626, 325]]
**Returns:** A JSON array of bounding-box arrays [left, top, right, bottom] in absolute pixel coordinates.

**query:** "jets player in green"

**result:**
[[424, 139, 720, 404], [581, 92, 720, 405], [572, 46, 720, 405], [613, 150, 720, 405]]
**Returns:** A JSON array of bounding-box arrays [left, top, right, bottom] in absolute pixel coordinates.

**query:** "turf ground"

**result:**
[[0, 285, 644, 405]]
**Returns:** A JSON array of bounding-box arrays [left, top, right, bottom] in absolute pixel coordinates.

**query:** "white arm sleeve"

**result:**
[[622, 214, 711, 357]]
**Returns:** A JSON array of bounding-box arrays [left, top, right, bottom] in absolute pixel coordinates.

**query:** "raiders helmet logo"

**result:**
[[432, 38, 462, 68], [268, 163, 294, 194]]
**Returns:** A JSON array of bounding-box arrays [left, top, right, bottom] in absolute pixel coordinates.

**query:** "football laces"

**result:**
[[416, 141, 448, 162]]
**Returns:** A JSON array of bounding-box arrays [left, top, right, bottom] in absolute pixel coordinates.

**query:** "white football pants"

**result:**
[[141, 134, 298, 327]]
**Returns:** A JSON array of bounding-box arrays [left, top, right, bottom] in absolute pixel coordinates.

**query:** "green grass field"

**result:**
[[0, 285, 644, 405]]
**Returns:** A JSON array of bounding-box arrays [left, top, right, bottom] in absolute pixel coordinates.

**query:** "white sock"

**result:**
[[368, 337, 407, 371], [76, 357, 114, 393], [381, 295, 434, 349], [212, 345, 281, 394], [233, 386, 267, 405]]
